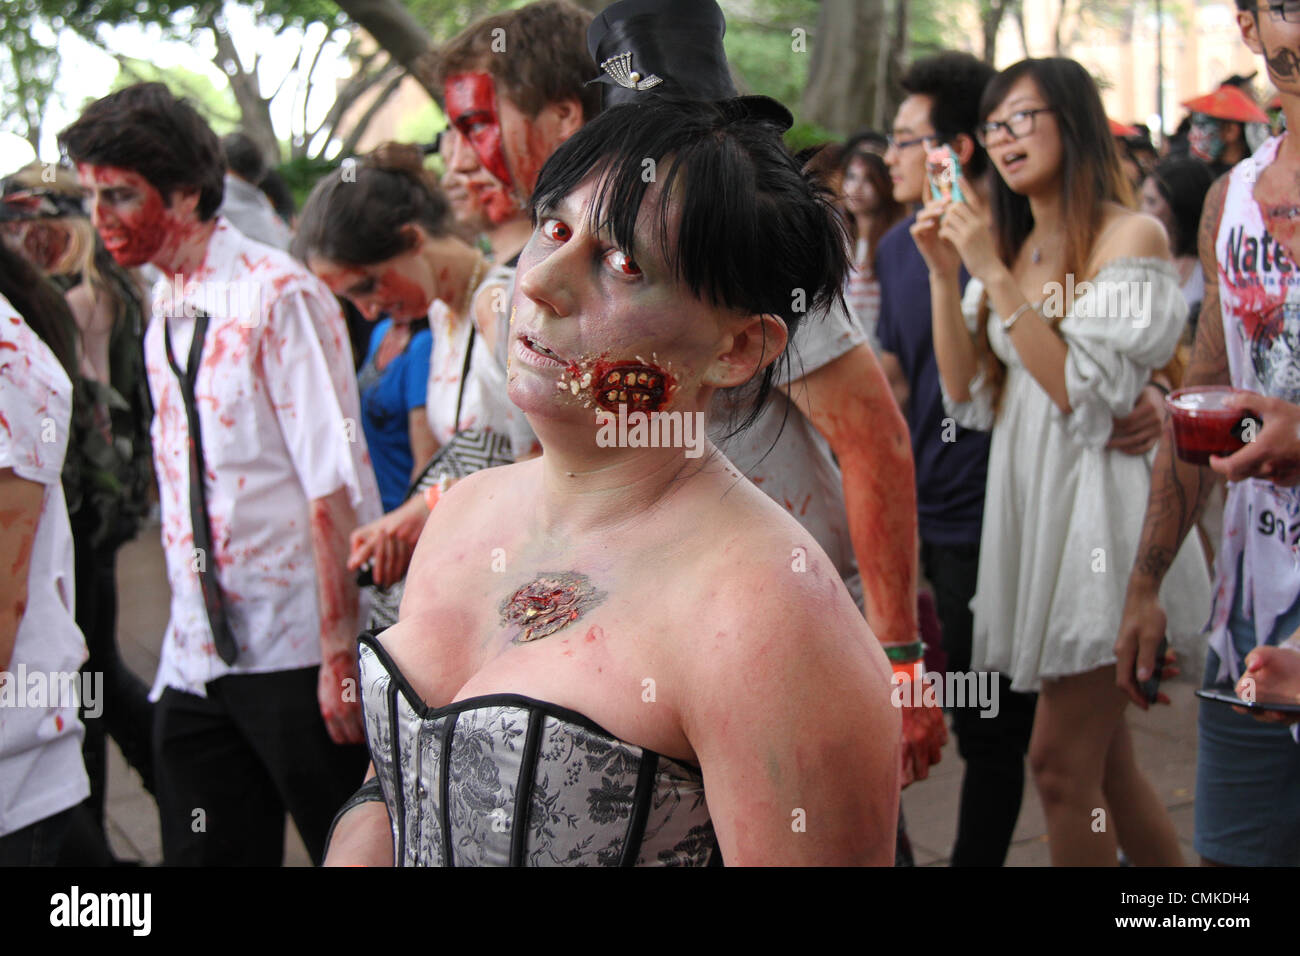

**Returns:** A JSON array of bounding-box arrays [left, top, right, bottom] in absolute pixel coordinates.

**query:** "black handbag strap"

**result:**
[[454, 323, 475, 436]]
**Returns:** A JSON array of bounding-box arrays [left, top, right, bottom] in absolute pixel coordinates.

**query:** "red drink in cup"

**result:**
[[1165, 385, 1259, 465]]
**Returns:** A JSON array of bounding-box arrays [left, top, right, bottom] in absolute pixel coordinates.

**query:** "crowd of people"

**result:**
[[3, 0, 1300, 867]]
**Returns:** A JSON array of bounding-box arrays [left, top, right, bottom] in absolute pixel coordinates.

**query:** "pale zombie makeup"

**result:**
[[77, 164, 174, 268], [507, 179, 744, 419], [310, 256, 436, 323]]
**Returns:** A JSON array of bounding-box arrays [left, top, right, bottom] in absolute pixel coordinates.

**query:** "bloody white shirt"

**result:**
[[1208, 135, 1300, 681], [0, 294, 90, 835], [144, 219, 382, 699]]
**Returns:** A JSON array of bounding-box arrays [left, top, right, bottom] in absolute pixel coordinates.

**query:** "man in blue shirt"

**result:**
[[876, 52, 1031, 866]]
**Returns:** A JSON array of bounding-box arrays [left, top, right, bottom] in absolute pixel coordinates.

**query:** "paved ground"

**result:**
[[103, 523, 1203, 867]]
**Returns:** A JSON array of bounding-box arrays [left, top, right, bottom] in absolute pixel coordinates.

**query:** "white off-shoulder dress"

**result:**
[[945, 258, 1212, 692]]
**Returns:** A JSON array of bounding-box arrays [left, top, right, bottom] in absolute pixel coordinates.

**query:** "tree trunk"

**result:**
[[981, 0, 1009, 65], [882, 0, 908, 125], [332, 0, 443, 105], [1014, 2, 1029, 59], [336, 70, 405, 158], [801, 0, 901, 136], [209, 8, 279, 162]]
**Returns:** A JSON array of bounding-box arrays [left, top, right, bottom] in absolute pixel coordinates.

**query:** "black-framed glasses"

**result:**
[[1261, 1, 1300, 23], [976, 108, 1056, 147], [886, 133, 934, 152]]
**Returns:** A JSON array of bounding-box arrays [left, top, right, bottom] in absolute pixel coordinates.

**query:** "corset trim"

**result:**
[[358, 628, 702, 770], [509, 708, 544, 867]]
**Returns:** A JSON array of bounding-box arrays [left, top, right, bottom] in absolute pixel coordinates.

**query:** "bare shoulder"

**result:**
[[676, 480, 887, 711], [1093, 206, 1172, 266], [423, 457, 539, 531]]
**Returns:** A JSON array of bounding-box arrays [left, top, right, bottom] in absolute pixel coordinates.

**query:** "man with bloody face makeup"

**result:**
[[438, 1, 600, 267], [340, 1, 598, 579], [59, 83, 381, 866]]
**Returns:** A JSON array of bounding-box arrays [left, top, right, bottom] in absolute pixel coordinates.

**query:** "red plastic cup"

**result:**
[[1165, 385, 1258, 465]]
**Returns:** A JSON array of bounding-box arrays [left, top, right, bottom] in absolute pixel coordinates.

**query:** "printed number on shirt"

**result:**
[[1256, 508, 1300, 545]]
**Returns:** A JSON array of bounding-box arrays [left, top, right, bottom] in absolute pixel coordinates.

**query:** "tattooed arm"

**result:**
[[1116, 175, 1231, 708]]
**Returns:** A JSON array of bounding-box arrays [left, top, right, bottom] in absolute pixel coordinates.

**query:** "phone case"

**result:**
[[926, 145, 965, 203]]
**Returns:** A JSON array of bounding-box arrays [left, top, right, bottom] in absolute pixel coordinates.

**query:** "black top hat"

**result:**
[[587, 0, 793, 130]]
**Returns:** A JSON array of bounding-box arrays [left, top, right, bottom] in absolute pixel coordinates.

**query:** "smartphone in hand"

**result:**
[[1138, 636, 1169, 704], [927, 144, 965, 203]]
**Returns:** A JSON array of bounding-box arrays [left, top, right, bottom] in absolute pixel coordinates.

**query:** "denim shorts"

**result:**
[[1195, 559, 1300, 866]]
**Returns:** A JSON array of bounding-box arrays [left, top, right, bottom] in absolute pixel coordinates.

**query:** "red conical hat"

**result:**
[[1181, 85, 1269, 124], [1108, 117, 1140, 137]]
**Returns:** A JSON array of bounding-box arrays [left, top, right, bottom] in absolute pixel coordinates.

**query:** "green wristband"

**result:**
[[883, 640, 925, 664]]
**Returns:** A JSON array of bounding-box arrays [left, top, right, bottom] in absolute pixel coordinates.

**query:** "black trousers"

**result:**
[[0, 806, 76, 866], [921, 538, 1037, 867], [57, 535, 157, 866], [154, 665, 368, 866]]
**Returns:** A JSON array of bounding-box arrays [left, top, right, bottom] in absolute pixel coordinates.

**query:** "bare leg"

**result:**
[[1029, 666, 1128, 866], [1100, 718, 1184, 866]]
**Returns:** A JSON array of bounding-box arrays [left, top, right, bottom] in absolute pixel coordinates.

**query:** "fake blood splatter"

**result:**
[[498, 571, 607, 644]]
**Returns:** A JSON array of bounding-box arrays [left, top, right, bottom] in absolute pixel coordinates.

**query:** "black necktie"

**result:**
[[163, 310, 239, 665]]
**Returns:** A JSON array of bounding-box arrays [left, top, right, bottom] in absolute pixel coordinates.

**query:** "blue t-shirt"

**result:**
[[875, 215, 989, 546], [359, 319, 433, 511]]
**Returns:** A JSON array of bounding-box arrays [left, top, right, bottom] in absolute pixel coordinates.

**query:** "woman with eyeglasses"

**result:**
[[912, 57, 1211, 866]]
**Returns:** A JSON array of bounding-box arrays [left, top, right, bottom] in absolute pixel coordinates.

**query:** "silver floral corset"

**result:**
[[357, 632, 719, 866]]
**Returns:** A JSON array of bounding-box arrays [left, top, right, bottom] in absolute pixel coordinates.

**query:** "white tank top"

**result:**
[[1208, 134, 1300, 679]]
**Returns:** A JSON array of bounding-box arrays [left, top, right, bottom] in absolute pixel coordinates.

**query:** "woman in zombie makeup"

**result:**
[[913, 57, 1212, 866], [296, 144, 517, 593], [295, 146, 441, 517], [322, 98, 901, 867]]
